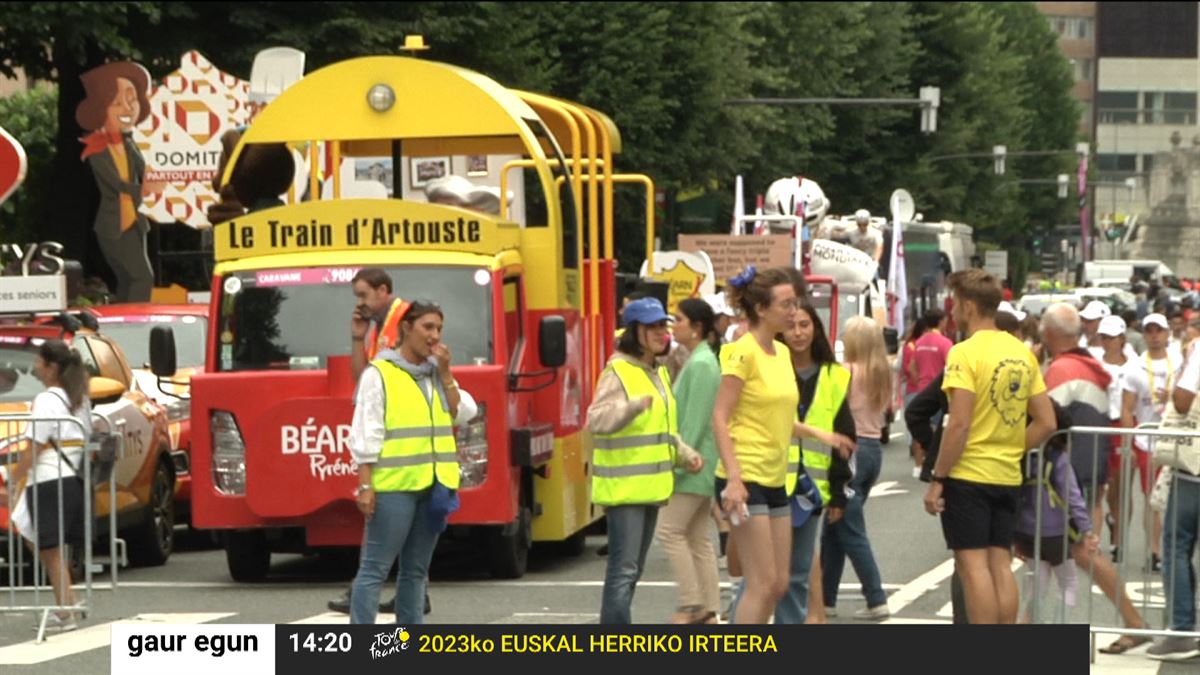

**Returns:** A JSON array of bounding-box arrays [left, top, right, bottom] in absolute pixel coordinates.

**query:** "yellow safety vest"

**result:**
[[372, 360, 460, 492], [786, 363, 850, 502], [591, 358, 678, 506]]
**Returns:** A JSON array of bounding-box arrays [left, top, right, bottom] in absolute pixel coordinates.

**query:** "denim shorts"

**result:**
[[715, 477, 790, 519]]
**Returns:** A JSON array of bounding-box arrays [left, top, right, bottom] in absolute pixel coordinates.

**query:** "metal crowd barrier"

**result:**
[[1021, 423, 1200, 663], [1, 411, 122, 642]]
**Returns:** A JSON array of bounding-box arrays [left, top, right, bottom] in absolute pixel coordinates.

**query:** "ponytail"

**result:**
[[38, 340, 90, 411], [677, 298, 721, 355]]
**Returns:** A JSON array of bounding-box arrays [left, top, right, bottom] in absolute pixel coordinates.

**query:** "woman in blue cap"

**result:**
[[588, 296, 703, 624]]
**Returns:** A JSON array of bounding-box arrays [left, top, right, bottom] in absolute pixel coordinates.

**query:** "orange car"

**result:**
[[0, 319, 176, 567], [86, 304, 207, 524]]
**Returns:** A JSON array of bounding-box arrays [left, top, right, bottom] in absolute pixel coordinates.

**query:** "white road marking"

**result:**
[[0, 612, 234, 666], [433, 580, 902, 590], [868, 481, 908, 498], [493, 613, 598, 624], [885, 557, 956, 615]]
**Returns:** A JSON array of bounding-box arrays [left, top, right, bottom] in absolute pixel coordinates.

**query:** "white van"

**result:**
[[1083, 259, 1173, 286]]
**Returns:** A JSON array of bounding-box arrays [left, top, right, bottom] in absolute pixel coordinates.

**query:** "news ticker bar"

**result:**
[[111, 624, 1088, 673]]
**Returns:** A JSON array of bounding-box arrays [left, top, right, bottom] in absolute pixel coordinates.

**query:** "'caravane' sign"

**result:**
[[677, 234, 793, 282], [213, 199, 521, 261]]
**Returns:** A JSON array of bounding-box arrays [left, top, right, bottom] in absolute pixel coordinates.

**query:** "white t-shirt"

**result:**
[[1099, 357, 1128, 421], [1178, 346, 1200, 396], [22, 387, 91, 484], [847, 226, 883, 258], [1122, 354, 1184, 450]]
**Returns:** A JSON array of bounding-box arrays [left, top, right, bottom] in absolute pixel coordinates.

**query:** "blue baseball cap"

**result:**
[[623, 297, 671, 328]]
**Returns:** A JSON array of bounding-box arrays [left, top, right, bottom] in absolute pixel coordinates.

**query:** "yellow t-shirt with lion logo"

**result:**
[[941, 329, 1045, 486]]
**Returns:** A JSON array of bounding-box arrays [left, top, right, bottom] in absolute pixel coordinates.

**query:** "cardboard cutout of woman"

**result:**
[[76, 62, 165, 303]]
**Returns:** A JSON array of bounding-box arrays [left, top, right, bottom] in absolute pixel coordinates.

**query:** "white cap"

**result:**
[[1079, 300, 1111, 321], [1098, 315, 1126, 337], [1143, 313, 1169, 330], [703, 293, 735, 317], [854, 208, 870, 222], [997, 300, 1026, 321]]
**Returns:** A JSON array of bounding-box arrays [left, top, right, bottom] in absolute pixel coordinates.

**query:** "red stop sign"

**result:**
[[0, 126, 28, 206]]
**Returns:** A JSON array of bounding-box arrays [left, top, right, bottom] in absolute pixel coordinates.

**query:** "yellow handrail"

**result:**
[[611, 174, 656, 272]]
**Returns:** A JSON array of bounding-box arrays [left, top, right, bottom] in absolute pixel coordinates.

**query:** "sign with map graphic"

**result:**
[[638, 250, 715, 313], [133, 51, 254, 228]]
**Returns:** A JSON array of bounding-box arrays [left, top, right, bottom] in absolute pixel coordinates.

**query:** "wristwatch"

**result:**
[[355, 483, 373, 496], [931, 474, 947, 484]]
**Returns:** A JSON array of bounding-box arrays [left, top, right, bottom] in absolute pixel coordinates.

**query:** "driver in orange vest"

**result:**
[[351, 268, 410, 381]]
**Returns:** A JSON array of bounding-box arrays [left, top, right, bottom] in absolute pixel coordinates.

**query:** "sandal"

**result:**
[[1099, 635, 1152, 655]]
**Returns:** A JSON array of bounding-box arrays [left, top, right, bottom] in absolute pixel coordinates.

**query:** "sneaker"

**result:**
[[34, 613, 78, 633], [1150, 553, 1162, 573], [1146, 636, 1200, 661], [911, 466, 921, 479], [824, 606, 838, 618], [854, 604, 891, 620], [327, 588, 351, 614], [1111, 546, 1121, 564]]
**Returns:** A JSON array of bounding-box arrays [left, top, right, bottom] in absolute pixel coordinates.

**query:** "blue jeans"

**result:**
[[775, 511, 821, 623], [822, 437, 887, 608], [600, 504, 659, 624], [350, 489, 441, 624], [1162, 473, 1200, 631]]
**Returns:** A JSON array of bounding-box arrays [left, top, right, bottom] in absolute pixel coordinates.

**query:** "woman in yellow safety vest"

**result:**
[[348, 300, 462, 625], [712, 266, 855, 624], [775, 302, 854, 624], [588, 297, 703, 624]]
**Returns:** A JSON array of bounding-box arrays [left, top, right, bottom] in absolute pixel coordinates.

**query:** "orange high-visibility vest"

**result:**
[[366, 297, 410, 360]]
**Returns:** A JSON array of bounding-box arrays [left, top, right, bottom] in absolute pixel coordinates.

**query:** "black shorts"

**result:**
[[25, 478, 85, 551], [939, 478, 1019, 551], [714, 477, 789, 518]]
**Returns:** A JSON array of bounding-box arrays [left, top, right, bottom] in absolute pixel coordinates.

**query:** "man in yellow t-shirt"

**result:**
[[923, 269, 1056, 625]]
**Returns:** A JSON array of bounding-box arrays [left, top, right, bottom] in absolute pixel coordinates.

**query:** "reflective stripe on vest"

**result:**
[[591, 359, 678, 506], [373, 360, 460, 491], [790, 363, 850, 503]]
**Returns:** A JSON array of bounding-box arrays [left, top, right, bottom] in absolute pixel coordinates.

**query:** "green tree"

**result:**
[[0, 87, 57, 244]]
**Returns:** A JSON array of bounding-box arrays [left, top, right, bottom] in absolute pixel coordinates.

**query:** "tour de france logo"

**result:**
[[988, 358, 1034, 426], [369, 627, 411, 660]]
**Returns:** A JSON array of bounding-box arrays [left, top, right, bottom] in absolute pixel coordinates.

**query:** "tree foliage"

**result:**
[[0, 87, 57, 243], [0, 1, 1081, 277]]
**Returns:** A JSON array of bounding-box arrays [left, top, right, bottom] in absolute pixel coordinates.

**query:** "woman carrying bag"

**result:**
[[349, 300, 461, 625], [5, 340, 91, 632], [776, 303, 855, 624], [588, 297, 703, 624]]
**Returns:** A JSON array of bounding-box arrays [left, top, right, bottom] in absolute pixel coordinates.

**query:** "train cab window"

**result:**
[[503, 276, 525, 367]]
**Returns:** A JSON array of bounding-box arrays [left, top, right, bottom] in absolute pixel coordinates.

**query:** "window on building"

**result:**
[[1097, 153, 1137, 180], [1142, 154, 1156, 174], [1047, 16, 1094, 40], [1097, 91, 1138, 124], [1140, 91, 1196, 125], [1080, 100, 1093, 127], [1073, 58, 1093, 82]]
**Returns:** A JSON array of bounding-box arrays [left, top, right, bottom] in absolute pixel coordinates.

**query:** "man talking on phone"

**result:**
[[350, 268, 410, 381]]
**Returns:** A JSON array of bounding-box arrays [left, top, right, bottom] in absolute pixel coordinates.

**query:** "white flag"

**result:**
[[731, 175, 745, 236], [888, 208, 907, 335]]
